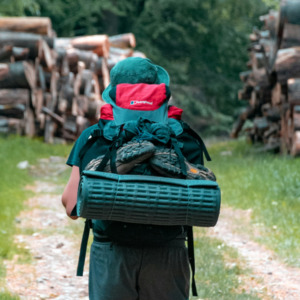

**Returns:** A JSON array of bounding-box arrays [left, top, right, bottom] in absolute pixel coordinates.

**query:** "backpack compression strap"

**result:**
[[95, 136, 123, 174], [171, 137, 187, 177]]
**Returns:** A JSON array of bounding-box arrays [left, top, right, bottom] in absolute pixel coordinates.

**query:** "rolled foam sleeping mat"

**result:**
[[77, 170, 221, 227]]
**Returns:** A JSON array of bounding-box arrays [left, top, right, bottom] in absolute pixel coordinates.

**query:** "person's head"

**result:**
[[102, 57, 170, 125]]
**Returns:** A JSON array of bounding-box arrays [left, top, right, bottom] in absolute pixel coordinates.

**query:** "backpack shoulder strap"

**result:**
[[78, 122, 104, 161], [180, 121, 211, 165], [77, 219, 92, 276], [76, 120, 108, 276], [186, 226, 198, 297]]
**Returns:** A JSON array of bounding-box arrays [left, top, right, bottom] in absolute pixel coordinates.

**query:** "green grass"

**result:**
[[0, 135, 72, 298], [194, 229, 261, 300], [0, 291, 20, 300], [206, 138, 300, 267]]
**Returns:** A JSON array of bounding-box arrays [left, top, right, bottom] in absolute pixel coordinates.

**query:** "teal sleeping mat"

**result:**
[[77, 170, 221, 227]]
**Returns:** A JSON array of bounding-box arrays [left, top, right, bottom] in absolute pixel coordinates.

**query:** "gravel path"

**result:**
[[4, 158, 300, 299], [208, 207, 300, 300], [4, 167, 89, 299]]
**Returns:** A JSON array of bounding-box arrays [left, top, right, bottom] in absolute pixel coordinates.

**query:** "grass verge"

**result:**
[[194, 228, 261, 300], [0, 135, 72, 298], [206, 138, 300, 267]]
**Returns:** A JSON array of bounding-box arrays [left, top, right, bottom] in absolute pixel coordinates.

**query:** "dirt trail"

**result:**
[[4, 158, 89, 300], [208, 208, 300, 300], [4, 157, 300, 300]]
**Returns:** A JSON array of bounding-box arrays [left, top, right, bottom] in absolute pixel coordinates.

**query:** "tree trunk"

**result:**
[[251, 52, 265, 70], [252, 68, 270, 87], [131, 51, 146, 58], [42, 106, 64, 124], [277, 0, 300, 46], [100, 58, 110, 89], [238, 85, 253, 100], [23, 107, 35, 137], [239, 70, 252, 83], [56, 48, 70, 76], [0, 103, 26, 118], [0, 61, 36, 89], [0, 45, 13, 61], [0, 89, 30, 104], [79, 69, 100, 98], [39, 40, 55, 70], [259, 11, 278, 38], [287, 78, 300, 104], [31, 88, 44, 117], [291, 131, 300, 156], [250, 90, 257, 107], [108, 33, 136, 49], [0, 31, 43, 59], [0, 117, 23, 134], [109, 47, 133, 58], [271, 82, 282, 106], [66, 48, 98, 73], [94, 57, 106, 76], [107, 54, 124, 71], [275, 47, 300, 83], [280, 0, 300, 26], [55, 35, 110, 58], [0, 17, 52, 36], [230, 106, 257, 138], [292, 105, 300, 131], [280, 23, 300, 49], [58, 73, 75, 114], [11, 47, 30, 61]]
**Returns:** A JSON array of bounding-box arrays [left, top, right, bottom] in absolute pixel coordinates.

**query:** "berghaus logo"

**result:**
[[130, 100, 153, 105]]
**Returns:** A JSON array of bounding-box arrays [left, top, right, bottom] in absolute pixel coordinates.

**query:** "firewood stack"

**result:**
[[0, 17, 143, 143], [232, 0, 300, 157]]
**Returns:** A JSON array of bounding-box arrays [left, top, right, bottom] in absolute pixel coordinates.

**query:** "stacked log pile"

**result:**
[[232, 0, 300, 157], [0, 17, 143, 143]]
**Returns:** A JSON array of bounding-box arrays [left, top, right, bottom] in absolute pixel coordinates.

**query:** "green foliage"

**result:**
[[207, 139, 300, 267], [262, 0, 280, 9], [132, 0, 270, 134], [0, 0, 39, 16], [0, 0, 278, 132]]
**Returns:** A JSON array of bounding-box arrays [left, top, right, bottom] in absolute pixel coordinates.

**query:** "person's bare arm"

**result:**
[[62, 166, 80, 220]]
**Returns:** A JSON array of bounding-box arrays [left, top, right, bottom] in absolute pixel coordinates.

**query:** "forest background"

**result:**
[[0, 0, 280, 135]]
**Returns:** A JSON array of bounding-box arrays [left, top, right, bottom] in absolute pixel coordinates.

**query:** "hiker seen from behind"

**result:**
[[62, 57, 217, 300]]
